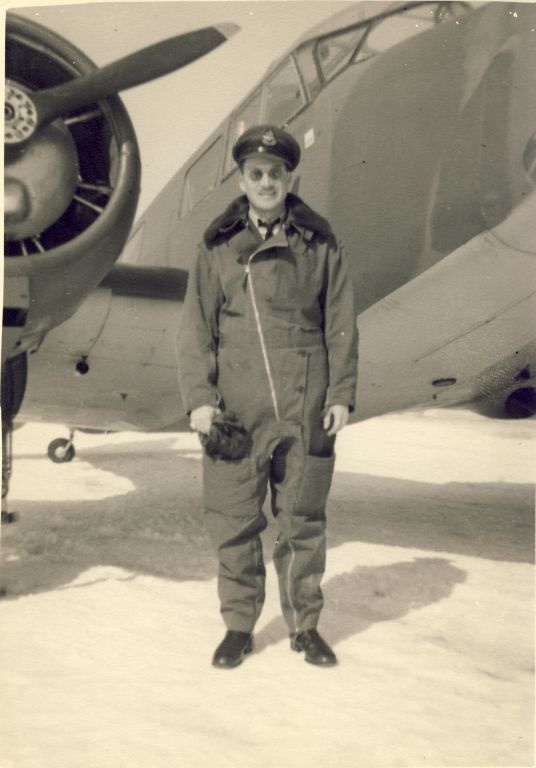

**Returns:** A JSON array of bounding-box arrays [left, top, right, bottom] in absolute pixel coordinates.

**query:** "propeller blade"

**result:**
[[32, 23, 239, 129]]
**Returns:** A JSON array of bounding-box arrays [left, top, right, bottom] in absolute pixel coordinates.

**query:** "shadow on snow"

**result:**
[[1, 436, 533, 605]]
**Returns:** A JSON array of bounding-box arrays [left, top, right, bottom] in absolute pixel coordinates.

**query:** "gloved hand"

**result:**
[[200, 411, 252, 461]]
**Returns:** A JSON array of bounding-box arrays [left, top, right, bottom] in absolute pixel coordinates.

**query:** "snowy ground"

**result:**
[[1, 408, 534, 768]]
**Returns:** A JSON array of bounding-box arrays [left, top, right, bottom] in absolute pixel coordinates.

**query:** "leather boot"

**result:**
[[212, 630, 253, 668], [290, 629, 337, 666]]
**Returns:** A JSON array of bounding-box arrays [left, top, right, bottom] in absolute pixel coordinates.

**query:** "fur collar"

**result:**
[[204, 193, 335, 249]]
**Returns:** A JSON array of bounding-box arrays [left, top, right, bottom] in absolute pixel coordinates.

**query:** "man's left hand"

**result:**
[[323, 404, 350, 436]]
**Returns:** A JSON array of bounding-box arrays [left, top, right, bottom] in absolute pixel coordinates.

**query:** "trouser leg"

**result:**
[[203, 452, 269, 632], [271, 437, 336, 633]]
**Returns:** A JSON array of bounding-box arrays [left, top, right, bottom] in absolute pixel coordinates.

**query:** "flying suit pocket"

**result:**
[[202, 454, 256, 517], [293, 453, 336, 521]]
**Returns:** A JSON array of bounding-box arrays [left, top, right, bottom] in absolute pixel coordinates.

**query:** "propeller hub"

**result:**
[[4, 118, 80, 241], [4, 82, 38, 145]]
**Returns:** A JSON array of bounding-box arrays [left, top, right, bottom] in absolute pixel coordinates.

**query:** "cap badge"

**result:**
[[261, 129, 277, 147]]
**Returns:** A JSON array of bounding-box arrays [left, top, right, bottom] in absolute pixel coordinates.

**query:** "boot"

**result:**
[[212, 630, 253, 668], [290, 629, 337, 666]]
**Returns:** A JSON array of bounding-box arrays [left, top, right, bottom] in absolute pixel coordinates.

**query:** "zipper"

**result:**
[[246, 241, 299, 630], [245, 255, 280, 421], [286, 541, 299, 632]]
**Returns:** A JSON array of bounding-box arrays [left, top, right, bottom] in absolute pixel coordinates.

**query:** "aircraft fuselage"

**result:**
[[19, 1, 536, 430]]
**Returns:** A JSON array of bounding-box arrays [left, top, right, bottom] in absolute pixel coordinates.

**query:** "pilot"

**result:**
[[177, 124, 358, 668]]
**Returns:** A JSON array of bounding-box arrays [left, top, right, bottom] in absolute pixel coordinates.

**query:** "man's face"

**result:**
[[239, 155, 290, 218]]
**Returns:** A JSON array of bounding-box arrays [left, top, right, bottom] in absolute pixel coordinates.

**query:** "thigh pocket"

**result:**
[[203, 454, 255, 515], [295, 454, 336, 517]]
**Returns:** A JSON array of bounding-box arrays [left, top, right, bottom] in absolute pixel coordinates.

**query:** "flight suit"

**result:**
[[177, 193, 358, 633]]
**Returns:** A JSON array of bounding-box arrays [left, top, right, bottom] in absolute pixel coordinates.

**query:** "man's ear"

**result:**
[[238, 174, 246, 194]]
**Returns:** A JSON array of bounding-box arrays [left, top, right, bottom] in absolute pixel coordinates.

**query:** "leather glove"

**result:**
[[200, 411, 252, 461]]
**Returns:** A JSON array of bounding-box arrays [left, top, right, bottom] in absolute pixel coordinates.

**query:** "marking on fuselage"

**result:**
[[304, 128, 315, 149]]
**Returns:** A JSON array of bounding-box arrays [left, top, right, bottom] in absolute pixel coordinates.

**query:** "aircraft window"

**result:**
[[352, 3, 471, 61], [180, 137, 223, 217], [263, 57, 306, 127], [295, 44, 322, 100], [224, 90, 263, 175], [312, 3, 471, 82], [432, 3, 472, 24], [358, 6, 437, 57], [120, 222, 144, 264], [315, 27, 368, 82]]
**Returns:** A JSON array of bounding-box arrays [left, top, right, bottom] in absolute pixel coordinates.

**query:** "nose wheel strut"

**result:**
[[2, 425, 18, 523]]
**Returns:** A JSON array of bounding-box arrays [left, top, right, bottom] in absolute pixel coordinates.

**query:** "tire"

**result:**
[[504, 387, 536, 419], [47, 437, 75, 463]]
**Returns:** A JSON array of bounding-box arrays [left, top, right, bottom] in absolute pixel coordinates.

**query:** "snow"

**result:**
[[1, 409, 534, 768]]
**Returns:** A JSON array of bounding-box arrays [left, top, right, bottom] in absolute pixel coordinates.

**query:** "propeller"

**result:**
[[4, 21, 239, 242], [5, 23, 238, 146]]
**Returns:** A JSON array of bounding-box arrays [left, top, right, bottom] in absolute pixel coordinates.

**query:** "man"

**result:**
[[177, 124, 358, 668]]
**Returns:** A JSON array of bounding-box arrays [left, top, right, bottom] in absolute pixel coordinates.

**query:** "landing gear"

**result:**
[[2, 425, 18, 523], [1, 354, 27, 524], [504, 387, 536, 419], [47, 430, 76, 463]]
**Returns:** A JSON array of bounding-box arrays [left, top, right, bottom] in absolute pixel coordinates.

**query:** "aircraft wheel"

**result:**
[[504, 387, 536, 419], [47, 438, 76, 463]]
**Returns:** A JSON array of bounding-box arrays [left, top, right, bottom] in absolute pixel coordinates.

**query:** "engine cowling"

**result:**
[[4, 13, 141, 362]]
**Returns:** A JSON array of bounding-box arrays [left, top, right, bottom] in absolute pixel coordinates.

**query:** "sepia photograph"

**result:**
[[2, 1, 535, 766]]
